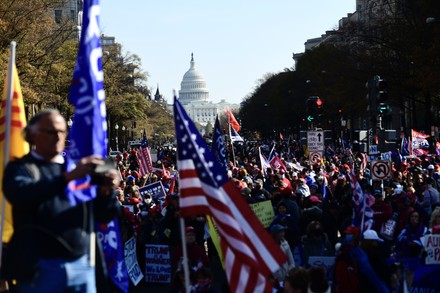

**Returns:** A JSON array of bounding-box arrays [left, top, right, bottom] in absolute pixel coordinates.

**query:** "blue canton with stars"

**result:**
[[141, 129, 148, 148], [173, 97, 228, 187]]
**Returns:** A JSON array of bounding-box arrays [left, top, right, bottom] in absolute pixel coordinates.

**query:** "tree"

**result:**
[[0, 0, 79, 115]]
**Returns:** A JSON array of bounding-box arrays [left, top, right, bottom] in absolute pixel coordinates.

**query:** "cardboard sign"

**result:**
[[145, 244, 171, 283], [422, 234, 440, 265], [139, 181, 166, 200], [249, 200, 275, 228], [124, 237, 144, 285]]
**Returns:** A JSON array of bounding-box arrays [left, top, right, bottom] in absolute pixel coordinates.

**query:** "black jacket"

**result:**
[[3, 153, 119, 259]]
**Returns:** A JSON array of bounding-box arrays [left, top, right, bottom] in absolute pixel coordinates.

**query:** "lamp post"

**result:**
[[115, 123, 119, 151], [122, 126, 126, 151]]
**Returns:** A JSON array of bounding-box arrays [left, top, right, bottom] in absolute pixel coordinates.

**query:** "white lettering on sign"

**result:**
[[307, 131, 324, 152]]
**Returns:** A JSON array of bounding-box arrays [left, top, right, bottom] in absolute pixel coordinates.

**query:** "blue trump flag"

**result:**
[[67, 0, 107, 204], [211, 116, 228, 174], [67, 1, 129, 292]]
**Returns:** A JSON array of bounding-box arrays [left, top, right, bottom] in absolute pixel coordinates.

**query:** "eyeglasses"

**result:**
[[38, 128, 68, 136]]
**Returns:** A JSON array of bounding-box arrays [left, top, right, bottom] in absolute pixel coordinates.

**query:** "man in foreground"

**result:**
[[2, 109, 119, 292]]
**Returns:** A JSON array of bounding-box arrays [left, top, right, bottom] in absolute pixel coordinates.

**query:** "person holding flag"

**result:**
[[2, 109, 120, 291]]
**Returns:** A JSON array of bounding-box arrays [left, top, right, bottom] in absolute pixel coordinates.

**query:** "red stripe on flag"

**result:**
[[138, 147, 154, 176], [0, 117, 24, 128], [178, 161, 285, 292], [11, 120, 23, 128], [0, 101, 21, 112]]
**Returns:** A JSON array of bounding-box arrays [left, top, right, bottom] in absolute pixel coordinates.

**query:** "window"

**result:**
[[54, 10, 62, 23]]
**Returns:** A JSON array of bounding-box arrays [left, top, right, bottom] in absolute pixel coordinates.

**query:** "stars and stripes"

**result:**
[[400, 135, 410, 156], [229, 125, 244, 143], [174, 98, 286, 293], [138, 130, 153, 175], [348, 164, 368, 232]]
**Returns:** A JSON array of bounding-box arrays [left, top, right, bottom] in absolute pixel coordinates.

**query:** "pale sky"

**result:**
[[100, 1, 356, 105]]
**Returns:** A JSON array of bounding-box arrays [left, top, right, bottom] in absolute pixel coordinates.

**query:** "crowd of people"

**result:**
[[112, 138, 440, 293]]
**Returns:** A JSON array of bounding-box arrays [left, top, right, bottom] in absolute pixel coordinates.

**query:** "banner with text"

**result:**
[[124, 237, 144, 285], [145, 244, 171, 283], [250, 200, 275, 228], [422, 234, 440, 265], [139, 181, 166, 200]]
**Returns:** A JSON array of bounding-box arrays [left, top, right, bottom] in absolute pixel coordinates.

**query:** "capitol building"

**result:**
[[176, 54, 239, 134]]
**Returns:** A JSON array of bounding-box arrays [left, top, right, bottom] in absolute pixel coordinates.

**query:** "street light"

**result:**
[[122, 126, 126, 150], [115, 123, 119, 151]]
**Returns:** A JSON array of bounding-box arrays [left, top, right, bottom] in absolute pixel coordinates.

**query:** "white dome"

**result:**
[[178, 54, 210, 104]]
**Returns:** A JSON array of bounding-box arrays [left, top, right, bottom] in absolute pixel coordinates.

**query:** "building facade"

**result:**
[[177, 54, 239, 134]]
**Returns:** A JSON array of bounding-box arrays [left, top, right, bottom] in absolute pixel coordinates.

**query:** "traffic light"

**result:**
[[378, 103, 391, 114], [376, 78, 388, 102], [306, 97, 316, 121], [376, 78, 391, 115], [316, 97, 323, 121], [305, 96, 323, 122]]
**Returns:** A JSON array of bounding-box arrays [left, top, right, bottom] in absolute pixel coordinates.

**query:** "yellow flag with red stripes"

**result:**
[[0, 54, 29, 242]]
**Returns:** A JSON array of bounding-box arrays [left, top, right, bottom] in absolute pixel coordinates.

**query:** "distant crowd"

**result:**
[[114, 139, 440, 293]]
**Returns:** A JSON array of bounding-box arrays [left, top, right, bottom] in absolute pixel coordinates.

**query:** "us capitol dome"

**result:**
[[178, 53, 210, 104], [177, 53, 238, 133]]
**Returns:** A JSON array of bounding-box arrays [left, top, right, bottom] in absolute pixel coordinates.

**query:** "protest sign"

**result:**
[[139, 181, 166, 200], [422, 234, 440, 265], [249, 200, 274, 228], [124, 237, 144, 285], [145, 244, 171, 283]]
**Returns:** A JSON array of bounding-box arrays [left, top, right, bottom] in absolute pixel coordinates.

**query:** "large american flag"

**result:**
[[138, 129, 153, 175], [174, 98, 286, 293]]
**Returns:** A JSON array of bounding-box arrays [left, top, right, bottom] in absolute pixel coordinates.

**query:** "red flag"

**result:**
[[269, 156, 287, 170], [226, 107, 240, 132], [167, 177, 176, 195], [161, 163, 170, 178], [174, 99, 286, 293]]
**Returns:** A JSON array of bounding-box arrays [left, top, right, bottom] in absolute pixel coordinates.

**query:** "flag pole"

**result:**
[[174, 93, 191, 292], [179, 207, 191, 293], [0, 41, 16, 263], [229, 124, 236, 167]]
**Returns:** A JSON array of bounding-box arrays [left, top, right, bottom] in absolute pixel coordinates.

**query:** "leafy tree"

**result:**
[[0, 0, 78, 115]]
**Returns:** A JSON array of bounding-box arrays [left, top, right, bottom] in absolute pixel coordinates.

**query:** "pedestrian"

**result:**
[[270, 224, 296, 286], [2, 109, 120, 292], [395, 210, 428, 258]]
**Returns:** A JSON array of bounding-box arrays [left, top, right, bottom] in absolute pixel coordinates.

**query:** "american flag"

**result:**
[[174, 98, 286, 293], [400, 136, 410, 156], [229, 125, 244, 142], [348, 164, 366, 232], [359, 153, 368, 171], [138, 129, 153, 175]]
